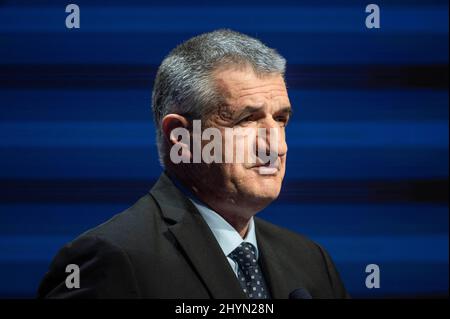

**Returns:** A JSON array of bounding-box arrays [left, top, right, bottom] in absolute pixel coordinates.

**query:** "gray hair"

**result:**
[[151, 29, 286, 165]]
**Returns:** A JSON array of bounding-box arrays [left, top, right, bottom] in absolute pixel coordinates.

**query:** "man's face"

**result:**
[[200, 66, 291, 214]]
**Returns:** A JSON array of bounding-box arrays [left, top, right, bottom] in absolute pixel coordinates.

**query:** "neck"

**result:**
[[166, 167, 255, 238], [220, 212, 252, 238], [194, 192, 254, 238]]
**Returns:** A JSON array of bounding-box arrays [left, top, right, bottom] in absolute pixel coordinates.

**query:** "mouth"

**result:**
[[251, 160, 280, 175]]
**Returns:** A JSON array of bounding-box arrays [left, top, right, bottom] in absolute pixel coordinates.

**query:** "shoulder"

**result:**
[[255, 217, 322, 253], [45, 193, 161, 283], [37, 194, 160, 298], [77, 193, 161, 250], [255, 217, 350, 298], [255, 217, 332, 276]]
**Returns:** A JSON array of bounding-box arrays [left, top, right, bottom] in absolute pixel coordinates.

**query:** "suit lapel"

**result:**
[[150, 172, 246, 299], [255, 219, 292, 299], [169, 212, 247, 299]]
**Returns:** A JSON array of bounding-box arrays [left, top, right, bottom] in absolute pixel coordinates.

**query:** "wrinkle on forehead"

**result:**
[[238, 86, 288, 100], [213, 67, 289, 112]]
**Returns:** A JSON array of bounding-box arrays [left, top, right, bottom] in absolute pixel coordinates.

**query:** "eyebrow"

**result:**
[[235, 105, 292, 119], [236, 105, 264, 116], [276, 106, 293, 117]]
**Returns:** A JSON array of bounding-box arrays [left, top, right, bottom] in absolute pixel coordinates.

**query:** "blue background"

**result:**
[[0, 0, 448, 298]]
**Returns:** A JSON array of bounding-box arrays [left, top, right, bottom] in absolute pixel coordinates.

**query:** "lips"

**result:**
[[252, 160, 280, 175], [257, 166, 278, 175]]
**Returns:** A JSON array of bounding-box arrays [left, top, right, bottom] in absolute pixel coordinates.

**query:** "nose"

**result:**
[[256, 117, 287, 160]]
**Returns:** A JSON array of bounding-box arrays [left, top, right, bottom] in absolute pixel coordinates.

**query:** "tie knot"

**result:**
[[228, 242, 258, 268]]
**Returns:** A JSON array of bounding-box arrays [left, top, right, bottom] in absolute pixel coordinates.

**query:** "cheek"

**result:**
[[223, 163, 245, 180], [227, 164, 252, 185]]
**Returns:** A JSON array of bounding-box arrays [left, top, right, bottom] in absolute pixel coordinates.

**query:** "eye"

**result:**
[[236, 115, 253, 125], [275, 116, 289, 126]]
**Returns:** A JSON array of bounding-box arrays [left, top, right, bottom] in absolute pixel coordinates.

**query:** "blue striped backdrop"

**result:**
[[0, 0, 448, 298]]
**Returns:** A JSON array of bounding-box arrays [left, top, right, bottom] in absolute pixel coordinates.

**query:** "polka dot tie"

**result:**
[[228, 242, 270, 299]]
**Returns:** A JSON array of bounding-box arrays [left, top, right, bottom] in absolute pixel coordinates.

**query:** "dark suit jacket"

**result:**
[[37, 173, 349, 299]]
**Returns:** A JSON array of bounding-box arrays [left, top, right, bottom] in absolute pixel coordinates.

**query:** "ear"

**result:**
[[161, 113, 190, 147]]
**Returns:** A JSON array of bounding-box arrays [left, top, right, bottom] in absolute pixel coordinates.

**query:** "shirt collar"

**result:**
[[191, 198, 259, 259]]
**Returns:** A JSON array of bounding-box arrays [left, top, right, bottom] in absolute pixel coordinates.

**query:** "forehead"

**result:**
[[213, 66, 289, 109]]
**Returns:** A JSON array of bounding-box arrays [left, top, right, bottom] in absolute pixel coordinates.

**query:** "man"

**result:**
[[38, 29, 349, 299]]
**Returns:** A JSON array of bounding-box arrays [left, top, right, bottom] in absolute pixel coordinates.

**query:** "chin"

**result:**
[[232, 182, 281, 216], [246, 184, 281, 204]]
